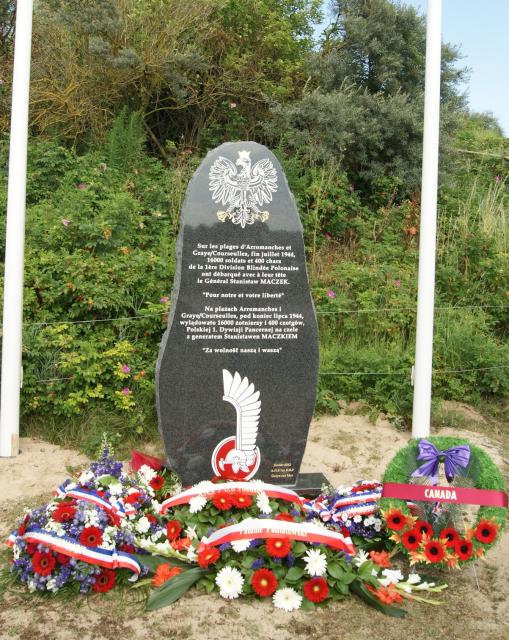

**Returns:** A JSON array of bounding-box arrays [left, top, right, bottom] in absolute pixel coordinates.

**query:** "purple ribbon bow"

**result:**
[[411, 439, 470, 485]]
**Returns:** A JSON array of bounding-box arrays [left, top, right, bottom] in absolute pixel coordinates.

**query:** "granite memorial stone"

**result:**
[[156, 142, 319, 487]]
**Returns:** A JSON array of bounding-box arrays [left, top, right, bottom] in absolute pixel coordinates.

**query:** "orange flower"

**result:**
[[171, 536, 191, 551], [152, 564, 182, 587], [367, 583, 402, 605], [369, 550, 392, 568]]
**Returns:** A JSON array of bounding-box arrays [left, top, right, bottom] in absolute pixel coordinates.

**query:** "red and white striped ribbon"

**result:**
[[160, 481, 303, 514], [203, 518, 356, 555]]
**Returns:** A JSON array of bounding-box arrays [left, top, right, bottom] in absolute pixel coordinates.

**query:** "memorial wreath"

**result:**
[[380, 436, 507, 568]]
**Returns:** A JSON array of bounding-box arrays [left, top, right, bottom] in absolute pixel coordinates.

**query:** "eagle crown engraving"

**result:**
[[208, 150, 278, 228], [218, 369, 261, 474]]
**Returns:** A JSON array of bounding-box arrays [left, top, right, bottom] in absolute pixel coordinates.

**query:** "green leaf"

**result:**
[[350, 580, 407, 618], [285, 566, 305, 582], [327, 563, 345, 580], [97, 474, 120, 486], [292, 542, 308, 555], [146, 568, 208, 611], [300, 598, 316, 611], [358, 561, 375, 580], [134, 554, 191, 573]]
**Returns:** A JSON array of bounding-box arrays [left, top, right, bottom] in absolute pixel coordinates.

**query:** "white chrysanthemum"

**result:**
[[194, 480, 215, 491], [186, 547, 197, 561], [215, 567, 244, 599], [353, 550, 370, 567], [45, 520, 66, 537], [151, 500, 162, 513], [273, 587, 302, 612], [379, 569, 404, 586], [231, 538, 252, 553], [189, 495, 207, 514], [256, 492, 272, 515], [353, 515, 362, 523], [303, 549, 327, 577], [407, 573, 421, 585], [135, 516, 151, 534], [27, 579, 37, 593], [138, 465, 157, 483]]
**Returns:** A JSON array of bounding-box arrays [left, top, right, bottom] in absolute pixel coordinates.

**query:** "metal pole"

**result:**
[[0, 0, 34, 457], [412, 0, 442, 438]]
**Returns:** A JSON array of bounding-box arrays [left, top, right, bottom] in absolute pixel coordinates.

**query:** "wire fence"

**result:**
[[6, 302, 507, 386], [12, 302, 509, 328]]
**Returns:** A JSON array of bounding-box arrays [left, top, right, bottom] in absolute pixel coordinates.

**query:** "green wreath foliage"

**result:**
[[380, 436, 507, 567]]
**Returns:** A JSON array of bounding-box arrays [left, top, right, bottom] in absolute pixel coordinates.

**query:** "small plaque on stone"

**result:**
[[156, 142, 319, 486]]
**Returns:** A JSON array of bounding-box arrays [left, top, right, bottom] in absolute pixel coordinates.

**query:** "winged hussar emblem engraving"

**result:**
[[208, 150, 278, 228], [217, 369, 261, 475]]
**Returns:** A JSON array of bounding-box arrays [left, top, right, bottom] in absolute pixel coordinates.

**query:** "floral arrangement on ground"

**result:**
[[380, 437, 507, 569], [10, 440, 500, 616]]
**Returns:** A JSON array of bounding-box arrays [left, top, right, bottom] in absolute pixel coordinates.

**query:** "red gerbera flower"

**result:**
[[149, 475, 165, 491], [212, 492, 232, 511], [275, 513, 295, 522], [56, 553, 70, 565], [166, 520, 182, 541], [197, 547, 221, 568], [266, 538, 292, 558], [108, 512, 122, 528], [79, 526, 103, 548], [440, 527, 460, 548], [52, 503, 76, 523], [455, 538, 473, 561], [385, 508, 407, 531], [231, 492, 253, 509], [251, 568, 278, 597], [424, 539, 446, 563], [92, 569, 116, 593], [401, 528, 422, 551], [147, 514, 158, 524], [32, 551, 56, 576], [303, 577, 329, 603], [474, 519, 498, 545], [125, 491, 142, 505], [414, 520, 433, 538]]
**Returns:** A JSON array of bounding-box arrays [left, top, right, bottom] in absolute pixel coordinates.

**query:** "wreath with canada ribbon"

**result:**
[[380, 436, 507, 568]]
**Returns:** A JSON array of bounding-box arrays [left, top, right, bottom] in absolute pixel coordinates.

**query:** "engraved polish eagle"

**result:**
[[218, 369, 261, 474], [208, 150, 278, 228]]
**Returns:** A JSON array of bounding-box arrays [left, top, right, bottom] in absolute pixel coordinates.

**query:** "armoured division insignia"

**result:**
[[211, 369, 261, 480]]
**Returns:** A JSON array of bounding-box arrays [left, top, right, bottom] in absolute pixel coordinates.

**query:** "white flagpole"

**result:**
[[0, 0, 34, 457], [412, 0, 442, 438]]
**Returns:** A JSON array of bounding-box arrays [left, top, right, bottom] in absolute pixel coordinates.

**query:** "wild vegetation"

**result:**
[[0, 0, 507, 455]]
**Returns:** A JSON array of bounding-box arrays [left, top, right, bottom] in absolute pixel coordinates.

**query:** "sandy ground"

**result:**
[[0, 413, 508, 640]]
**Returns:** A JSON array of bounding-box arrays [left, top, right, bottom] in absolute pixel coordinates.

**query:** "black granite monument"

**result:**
[[156, 142, 321, 489]]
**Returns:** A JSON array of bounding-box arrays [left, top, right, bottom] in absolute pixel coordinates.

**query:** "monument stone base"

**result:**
[[284, 472, 329, 498]]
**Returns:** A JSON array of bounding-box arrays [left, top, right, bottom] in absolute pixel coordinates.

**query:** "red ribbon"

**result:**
[[382, 482, 508, 507]]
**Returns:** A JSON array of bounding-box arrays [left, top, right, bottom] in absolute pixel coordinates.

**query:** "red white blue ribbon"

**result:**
[[8, 529, 141, 574], [55, 484, 136, 518], [160, 481, 303, 514], [302, 483, 382, 524], [202, 518, 356, 555]]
